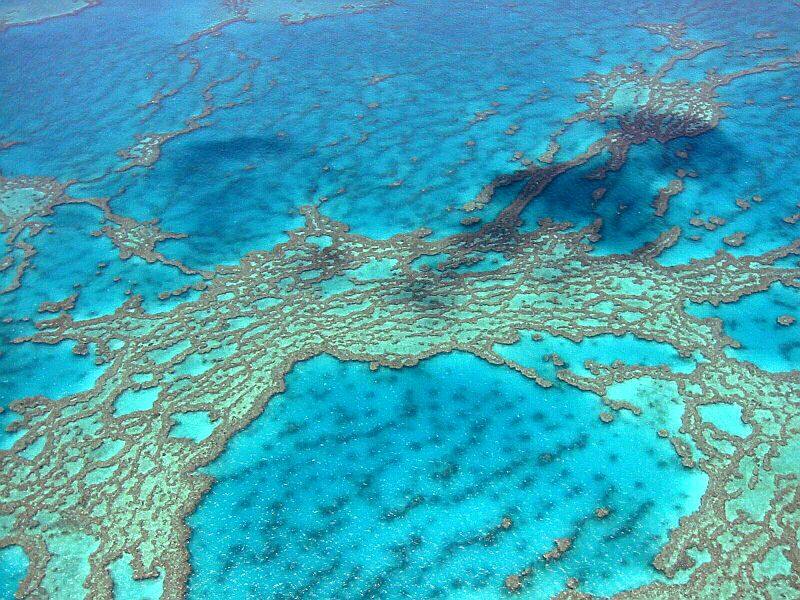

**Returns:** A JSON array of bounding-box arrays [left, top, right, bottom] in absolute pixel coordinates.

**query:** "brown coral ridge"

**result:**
[[543, 537, 573, 561], [116, 61, 259, 172], [461, 26, 799, 227], [223, 0, 396, 26], [278, 1, 396, 26], [652, 178, 684, 217], [37, 293, 78, 314], [0, 175, 102, 294], [0, 137, 21, 150], [0, 174, 205, 295], [3, 194, 799, 597], [117, 19, 261, 172], [93, 215, 208, 278], [556, 359, 800, 599]]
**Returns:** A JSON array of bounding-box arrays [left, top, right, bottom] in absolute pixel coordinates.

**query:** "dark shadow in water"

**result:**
[[181, 134, 295, 164], [516, 123, 744, 256]]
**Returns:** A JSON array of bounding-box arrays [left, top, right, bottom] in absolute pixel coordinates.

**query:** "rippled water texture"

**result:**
[[1, 0, 799, 599], [188, 353, 706, 598]]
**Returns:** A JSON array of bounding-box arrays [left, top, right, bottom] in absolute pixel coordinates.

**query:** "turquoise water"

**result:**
[[1, 0, 798, 318], [188, 353, 706, 599], [687, 283, 800, 372], [1, 0, 800, 598], [0, 546, 27, 600]]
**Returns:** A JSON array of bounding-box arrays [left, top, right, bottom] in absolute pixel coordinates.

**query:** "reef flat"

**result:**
[[5, 179, 800, 596], [225, 0, 396, 25], [1, 1, 799, 598], [0, 0, 100, 31]]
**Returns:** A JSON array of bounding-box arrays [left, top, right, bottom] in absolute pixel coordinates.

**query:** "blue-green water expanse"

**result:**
[[187, 353, 705, 599], [1, 1, 799, 599]]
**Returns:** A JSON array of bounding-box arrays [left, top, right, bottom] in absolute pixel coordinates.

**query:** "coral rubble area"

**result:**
[[0, 1, 798, 599]]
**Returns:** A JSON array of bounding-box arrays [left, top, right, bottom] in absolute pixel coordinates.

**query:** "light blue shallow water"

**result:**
[[187, 352, 706, 599], [0, 546, 27, 600], [687, 283, 800, 372]]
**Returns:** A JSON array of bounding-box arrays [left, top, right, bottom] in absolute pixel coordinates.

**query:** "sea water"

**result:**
[[1, 0, 799, 598], [187, 353, 706, 599]]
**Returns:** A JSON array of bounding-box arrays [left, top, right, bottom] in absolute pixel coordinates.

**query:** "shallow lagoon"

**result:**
[[188, 353, 706, 599]]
